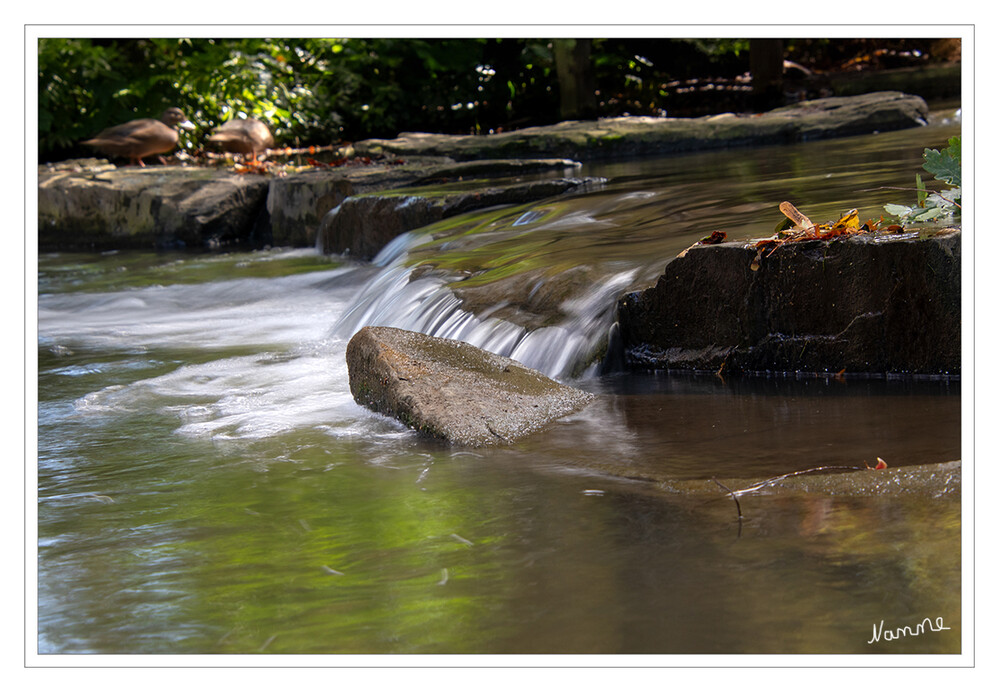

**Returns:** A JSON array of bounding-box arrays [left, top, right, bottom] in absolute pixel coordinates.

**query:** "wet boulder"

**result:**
[[616, 229, 961, 377], [346, 326, 595, 446]]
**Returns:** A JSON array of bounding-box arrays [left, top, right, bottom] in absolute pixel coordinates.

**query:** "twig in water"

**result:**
[[450, 533, 474, 547], [727, 465, 867, 497], [712, 478, 743, 537], [711, 478, 743, 520], [712, 464, 873, 533]]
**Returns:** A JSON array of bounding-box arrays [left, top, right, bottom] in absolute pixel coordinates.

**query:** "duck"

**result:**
[[82, 107, 195, 167], [207, 117, 275, 161]]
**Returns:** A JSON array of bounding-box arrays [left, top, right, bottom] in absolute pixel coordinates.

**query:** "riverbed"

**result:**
[[34, 107, 963, 656]]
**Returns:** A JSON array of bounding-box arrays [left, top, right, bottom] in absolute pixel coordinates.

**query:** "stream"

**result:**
[[35, 107, 963, 655]]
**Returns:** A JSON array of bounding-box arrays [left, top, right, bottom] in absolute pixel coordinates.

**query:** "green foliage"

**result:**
[[885, 136, 961, 223], [680, 38, 751, 58], [38, 39, 126, 151], [37, 37, 895, 163], [38, 37, 555, 161], [38, 38, 349, 159], [922, 136, 961, 186]]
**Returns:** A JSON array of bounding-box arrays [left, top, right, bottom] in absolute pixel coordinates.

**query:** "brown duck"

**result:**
[[82, 107, 195, 167], [207, 118, 275, 161]]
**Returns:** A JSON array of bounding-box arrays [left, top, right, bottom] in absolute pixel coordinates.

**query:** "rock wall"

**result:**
[[37, 158, 585, 251], [318, 176, 602, 260], [616, 230, 961, 377], [37, 162, 271, 250]]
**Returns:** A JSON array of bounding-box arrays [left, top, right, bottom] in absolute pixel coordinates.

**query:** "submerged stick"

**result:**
[[727, 465, 867, 497], [712, 478, 743, 537], [711, 478, 743, 520], [711, 464, 878, 533]]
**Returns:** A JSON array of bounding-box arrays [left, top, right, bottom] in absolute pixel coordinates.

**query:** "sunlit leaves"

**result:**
[[923, 136, 961, 186], [885, 136, 961, 224]]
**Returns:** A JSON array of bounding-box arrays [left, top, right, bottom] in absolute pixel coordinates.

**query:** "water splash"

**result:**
[[330, 229, 635, 379]]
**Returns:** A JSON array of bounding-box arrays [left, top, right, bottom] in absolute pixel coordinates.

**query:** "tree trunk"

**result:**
[[750, 39, 785, 111], [554, 39, 597, 120]]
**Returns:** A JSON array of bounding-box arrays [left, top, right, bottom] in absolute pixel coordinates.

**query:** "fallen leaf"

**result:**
[[779, 201, 814, 230]]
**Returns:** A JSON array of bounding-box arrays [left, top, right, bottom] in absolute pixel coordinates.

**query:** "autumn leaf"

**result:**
[[779, 201, 814, 230]]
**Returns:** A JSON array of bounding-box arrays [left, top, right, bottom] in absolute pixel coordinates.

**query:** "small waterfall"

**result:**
[[331, 230, 635, 379]]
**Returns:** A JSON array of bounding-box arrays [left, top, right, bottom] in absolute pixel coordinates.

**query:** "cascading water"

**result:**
[[328, 221, 637, 379]]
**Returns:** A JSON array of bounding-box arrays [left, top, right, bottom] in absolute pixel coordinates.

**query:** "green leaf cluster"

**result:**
[[885, 136, 961, 223], [922, 136, 961, 186]]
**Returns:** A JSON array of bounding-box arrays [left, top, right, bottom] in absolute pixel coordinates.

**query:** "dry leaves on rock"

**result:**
[[750, 201, 905, 271]]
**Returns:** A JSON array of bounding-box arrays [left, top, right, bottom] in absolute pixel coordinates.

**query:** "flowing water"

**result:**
[[34, 107, 964, 656]]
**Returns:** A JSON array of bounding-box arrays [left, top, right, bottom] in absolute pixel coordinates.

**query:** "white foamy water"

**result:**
[[72, 344, 406, 441], [39, 265, 413, 441], [38, 267, 354, 352], [39, 240, 623, 443]]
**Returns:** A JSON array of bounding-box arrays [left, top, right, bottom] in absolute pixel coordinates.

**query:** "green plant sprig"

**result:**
[[883, 135, 961, 223]]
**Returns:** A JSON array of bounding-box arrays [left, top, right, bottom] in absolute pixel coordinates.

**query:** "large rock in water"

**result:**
[[346, 326, 595, 446], [616, 230, 961, 376]]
